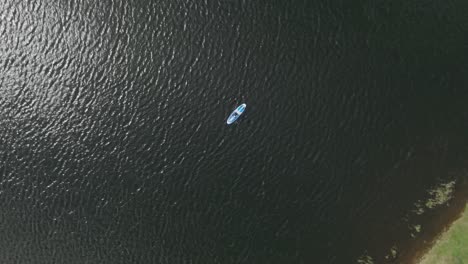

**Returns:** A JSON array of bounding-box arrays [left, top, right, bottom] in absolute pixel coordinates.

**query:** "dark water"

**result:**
[[1, 0, 468, 263]]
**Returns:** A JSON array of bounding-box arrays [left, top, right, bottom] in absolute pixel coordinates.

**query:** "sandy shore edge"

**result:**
[[417, 203, 467, 264]]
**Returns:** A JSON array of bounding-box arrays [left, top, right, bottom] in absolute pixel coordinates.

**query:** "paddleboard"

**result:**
[[226, 103, 246, 125]]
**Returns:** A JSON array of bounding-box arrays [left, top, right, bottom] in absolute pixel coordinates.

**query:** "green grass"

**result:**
[[419, 204, 468, 264]]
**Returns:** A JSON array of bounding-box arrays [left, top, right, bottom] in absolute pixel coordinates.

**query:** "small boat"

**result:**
[[226, 103, 246, 125]]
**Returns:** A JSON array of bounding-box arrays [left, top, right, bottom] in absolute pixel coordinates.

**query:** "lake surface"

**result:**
[[0, 0, 467, 263]]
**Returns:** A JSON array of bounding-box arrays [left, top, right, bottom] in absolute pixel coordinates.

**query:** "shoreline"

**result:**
[[399, 179, 468, 264], [417, 203, 467, 263]]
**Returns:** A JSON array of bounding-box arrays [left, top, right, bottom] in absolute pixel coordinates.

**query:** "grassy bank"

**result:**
[[418, 204, 468, 264]]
